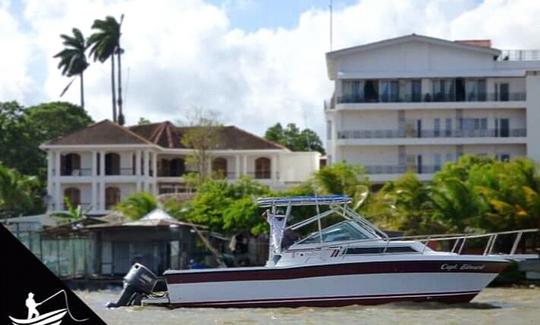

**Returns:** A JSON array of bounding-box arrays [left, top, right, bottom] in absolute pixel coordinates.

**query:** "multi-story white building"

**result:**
[[324, 34, 540, 182], [41, 120, 320, 215]]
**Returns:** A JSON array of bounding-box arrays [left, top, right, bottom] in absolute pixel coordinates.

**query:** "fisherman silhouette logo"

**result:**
[[8, 290, 89, 324], [0, 224, 106, 325]]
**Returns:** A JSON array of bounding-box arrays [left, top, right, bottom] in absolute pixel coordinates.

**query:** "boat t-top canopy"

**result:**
[[258, 195, 388, 266], [257, 195, 351, 208]]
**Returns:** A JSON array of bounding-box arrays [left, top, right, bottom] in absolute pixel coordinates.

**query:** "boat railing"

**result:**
[[300, 228, 538, 259]]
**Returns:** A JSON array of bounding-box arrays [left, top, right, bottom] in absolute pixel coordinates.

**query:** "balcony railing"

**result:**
[[246, 171, 279, 180], [56, 168, 92, 176], [365, 165, 441, 175], [335, 92, 526, 105], [338, 128, 526, 139], [105, 168, 135, 176]]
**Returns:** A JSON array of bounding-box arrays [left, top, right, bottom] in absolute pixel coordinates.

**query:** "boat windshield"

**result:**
[[296, 221, 369, 245]]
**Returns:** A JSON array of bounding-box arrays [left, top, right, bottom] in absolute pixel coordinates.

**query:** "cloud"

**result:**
[[1, 0, 540, 139], [0, 0, 36, 102]]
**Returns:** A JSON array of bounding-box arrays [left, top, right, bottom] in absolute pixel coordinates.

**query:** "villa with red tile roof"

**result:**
[[40, 120, 320, 215]]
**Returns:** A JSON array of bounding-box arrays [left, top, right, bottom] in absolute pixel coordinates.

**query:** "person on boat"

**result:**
[[25, 292, 41, 319]]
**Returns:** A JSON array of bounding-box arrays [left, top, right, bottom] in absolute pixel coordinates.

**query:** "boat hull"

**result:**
[[160, 259, 509, 308]]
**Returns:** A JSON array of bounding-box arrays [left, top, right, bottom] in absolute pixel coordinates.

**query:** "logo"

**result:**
[[8, 290, 88, 325], [0, 224, 106, 325], [440, 263, 486, 271]]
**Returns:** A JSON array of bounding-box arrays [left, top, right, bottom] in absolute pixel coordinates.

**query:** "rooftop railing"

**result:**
[[497, 50, 540, 61]]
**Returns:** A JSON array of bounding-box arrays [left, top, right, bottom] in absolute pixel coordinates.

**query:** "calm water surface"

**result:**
[[77, 287, 540, 325]]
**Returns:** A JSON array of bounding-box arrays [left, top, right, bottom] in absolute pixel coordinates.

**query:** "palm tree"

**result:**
[[87, 15, 125, 124], [0, 164, 40, 218], [53, 28, 89, 108], [114, 192, 157, 220]]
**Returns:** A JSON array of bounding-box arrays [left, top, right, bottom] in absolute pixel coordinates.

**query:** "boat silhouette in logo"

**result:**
[[8, 290, 88, 325]]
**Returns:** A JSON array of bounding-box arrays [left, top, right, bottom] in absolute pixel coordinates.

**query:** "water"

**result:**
[[77, 287, 540, 324]]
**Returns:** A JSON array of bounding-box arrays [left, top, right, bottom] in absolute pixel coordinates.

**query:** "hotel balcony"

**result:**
[[336, 128, 527, 146], [364, 165, 440, 183], [326, 91, 527, 112]]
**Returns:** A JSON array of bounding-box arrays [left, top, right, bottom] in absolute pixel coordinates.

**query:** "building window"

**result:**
[[212, 157, 228, 178], [254, 157, 271, 179], [105, 153, 121, 175], [105, 187, 121, 210], [169, 158, 186, 177], [434, 118, 440, 137], [64, 187, 81, 208], [61, 153, 81, 176]]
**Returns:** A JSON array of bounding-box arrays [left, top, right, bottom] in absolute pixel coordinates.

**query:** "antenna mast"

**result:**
[[329, 0, 333, 50]]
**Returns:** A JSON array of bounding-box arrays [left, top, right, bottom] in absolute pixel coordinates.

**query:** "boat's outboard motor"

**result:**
[[107, 263, 159, 308]]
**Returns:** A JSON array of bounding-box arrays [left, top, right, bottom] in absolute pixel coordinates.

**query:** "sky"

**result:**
[[1, 0, 540, 138]]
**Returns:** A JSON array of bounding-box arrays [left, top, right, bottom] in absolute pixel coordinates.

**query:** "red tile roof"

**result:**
[[45, 120, 153, 145], [46, 120, 287, 150]]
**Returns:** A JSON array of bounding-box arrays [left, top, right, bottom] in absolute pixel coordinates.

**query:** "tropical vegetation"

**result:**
[[264, 122, 325, 154]]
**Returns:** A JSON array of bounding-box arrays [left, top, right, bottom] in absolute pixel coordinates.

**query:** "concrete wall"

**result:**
[[337, 41, 495, 74], [279, 152, 320, 182], [526, 72, 540, 161]]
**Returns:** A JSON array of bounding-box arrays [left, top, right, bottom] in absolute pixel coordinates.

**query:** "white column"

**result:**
[[143, 151, 150, 192], [54, 151, 61, 210], [235, 155, 240, 179], [152, 152, 158, 195], [135, 150, 141, 176], [272, 155, 278, 182], [55, 182, 61, 211], [46, 151, 53, 210], [91, 181, 97, 212], [91, 151, 97, 177], [99, 151, 106, 211], [99, 151, 105, 176], [242, 155, 248, 176]]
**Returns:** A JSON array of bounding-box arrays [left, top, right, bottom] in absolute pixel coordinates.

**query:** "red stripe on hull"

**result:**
[[158, 292, 479, 308], [165, 260, 509, 284]]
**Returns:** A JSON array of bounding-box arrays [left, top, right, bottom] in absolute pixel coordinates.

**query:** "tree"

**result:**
[[312, 162, 369, 209], [53, 28, 89, 108], [114, 192, 158, 220], [88, 15, 124, 124], [25, 102, 94, 142], [0, 101, 93, 177], [179, 176, 270, 236], [0, 163, 43, 218], [180, 109, 223, 184], [264, 123, 325, 154], [0, 102, 40, 175], [137, 117, 151, 125]]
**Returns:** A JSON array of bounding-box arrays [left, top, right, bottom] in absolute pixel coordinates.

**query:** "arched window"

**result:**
[[105, 187, 121, 209], [64, 187, 81, 208], [169, 158, 186, 176], [105, 153, 121, 175], [255, 157, 271, 179], [212, 157, 228, 178], [61, 153, 81, 176]]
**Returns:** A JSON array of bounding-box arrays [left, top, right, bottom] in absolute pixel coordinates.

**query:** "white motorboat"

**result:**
[[109, 195, 538, 308]]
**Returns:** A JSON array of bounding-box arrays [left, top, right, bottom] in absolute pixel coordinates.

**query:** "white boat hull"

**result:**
[[160, 256, 509, 307]]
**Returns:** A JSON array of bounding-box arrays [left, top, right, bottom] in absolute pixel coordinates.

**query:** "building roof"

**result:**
[[129, 121, 287, 150], [44, 120, 153, 146], [325, 34, 502, 78], [43, 120, 287, 151]]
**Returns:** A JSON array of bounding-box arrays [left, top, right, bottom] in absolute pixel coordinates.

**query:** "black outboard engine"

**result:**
[[107, 263, 160, 307]]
